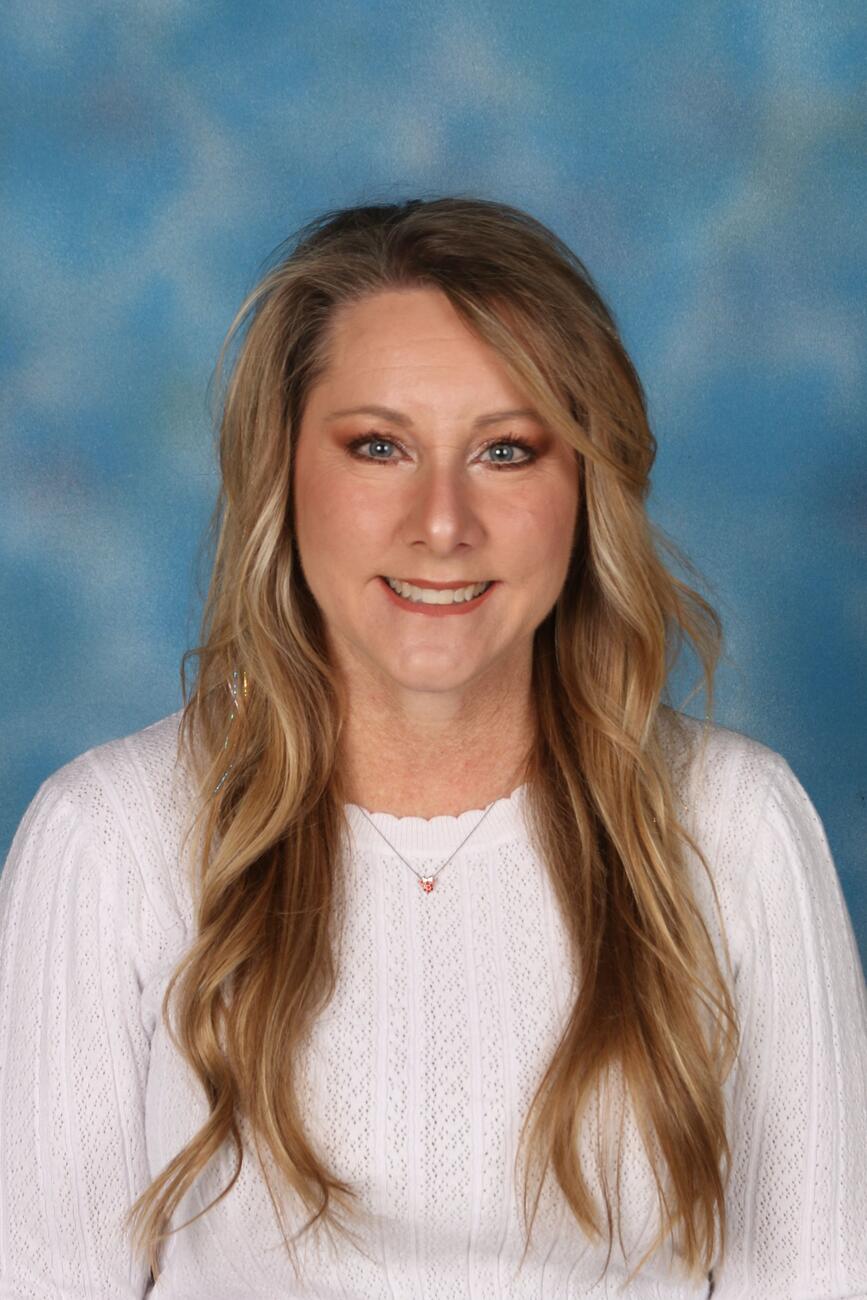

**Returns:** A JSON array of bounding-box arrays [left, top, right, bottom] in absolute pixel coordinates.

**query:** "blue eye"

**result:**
[[348, 435, 397, 463], [345, 433, 537, 470], [484, 437, 536, 468]]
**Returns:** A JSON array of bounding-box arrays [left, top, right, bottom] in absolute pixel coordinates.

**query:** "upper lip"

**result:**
[[382, 576, 494, 589]]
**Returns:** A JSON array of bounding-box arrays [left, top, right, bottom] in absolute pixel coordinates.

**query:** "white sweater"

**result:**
[[1, 709, 865, 1299]]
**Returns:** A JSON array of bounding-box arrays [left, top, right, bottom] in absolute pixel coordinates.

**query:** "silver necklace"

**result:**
[[355, 800, 498, 893]]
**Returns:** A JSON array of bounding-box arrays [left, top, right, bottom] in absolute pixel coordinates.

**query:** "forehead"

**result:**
[[321, 287, 501, 370]]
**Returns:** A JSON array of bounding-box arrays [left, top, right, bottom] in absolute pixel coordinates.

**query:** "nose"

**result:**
[[402, 461, 488, 554]]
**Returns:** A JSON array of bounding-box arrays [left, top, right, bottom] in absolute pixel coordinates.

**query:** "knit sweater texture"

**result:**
[[1, 708, 865, 1298]]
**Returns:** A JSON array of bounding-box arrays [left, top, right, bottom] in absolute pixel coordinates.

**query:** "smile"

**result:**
[[385, 577, 493, 604], [378, 576, 498, 616]]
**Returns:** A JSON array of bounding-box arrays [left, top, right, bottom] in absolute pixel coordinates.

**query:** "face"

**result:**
[[292, 286, 580, 721]]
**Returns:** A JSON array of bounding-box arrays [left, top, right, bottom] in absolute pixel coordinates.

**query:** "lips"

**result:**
[[378, 575, 498, 614]]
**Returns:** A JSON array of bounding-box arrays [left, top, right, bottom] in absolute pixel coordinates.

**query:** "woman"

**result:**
[[1, 196, 865, 1298]]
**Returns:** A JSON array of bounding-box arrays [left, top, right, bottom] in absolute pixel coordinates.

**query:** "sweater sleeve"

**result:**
[[712, 754, 867, 1299], [0, 770, 156, 1299]]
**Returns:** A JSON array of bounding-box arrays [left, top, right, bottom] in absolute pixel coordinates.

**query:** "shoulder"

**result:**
[[41, 709, 188, 801], [656, 705, 798, 896], [5, 711, 197, 934], [657, 704, 790, 825], [35, 711, 194, 855], [657, 708, 844, 972]]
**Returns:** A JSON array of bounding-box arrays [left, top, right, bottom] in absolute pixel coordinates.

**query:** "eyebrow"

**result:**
[[324, 404, 543, 430]]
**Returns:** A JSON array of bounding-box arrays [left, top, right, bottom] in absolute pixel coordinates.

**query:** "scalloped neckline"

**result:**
[[343, 782, 528, 826]]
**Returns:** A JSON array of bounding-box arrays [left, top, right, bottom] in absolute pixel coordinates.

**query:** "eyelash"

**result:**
[[345, 432, 538, 471]]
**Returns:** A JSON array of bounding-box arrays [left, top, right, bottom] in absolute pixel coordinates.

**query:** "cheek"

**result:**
[[298, 472, 386, 567], [511, 492, 578, 572]]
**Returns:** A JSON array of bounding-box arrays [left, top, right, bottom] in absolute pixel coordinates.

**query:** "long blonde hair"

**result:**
[[125, 196, 739, 1288]]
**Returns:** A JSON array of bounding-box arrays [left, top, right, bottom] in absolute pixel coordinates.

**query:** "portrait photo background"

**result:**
[[1, 1, 865, 965]]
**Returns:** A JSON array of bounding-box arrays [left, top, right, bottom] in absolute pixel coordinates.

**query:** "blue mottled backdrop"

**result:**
[[1, 2, 865, 964]]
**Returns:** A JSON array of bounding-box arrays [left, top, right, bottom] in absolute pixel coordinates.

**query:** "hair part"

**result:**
[[124, 195, 738, 1289]]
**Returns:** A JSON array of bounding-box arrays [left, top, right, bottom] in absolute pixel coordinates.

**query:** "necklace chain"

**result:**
[[356, 800, 498, 892]]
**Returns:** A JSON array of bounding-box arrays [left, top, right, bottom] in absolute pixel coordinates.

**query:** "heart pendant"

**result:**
[[419, 876, 436, 893]]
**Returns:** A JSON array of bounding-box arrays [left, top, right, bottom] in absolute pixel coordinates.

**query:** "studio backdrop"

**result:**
[[1, 0, 864, 965]]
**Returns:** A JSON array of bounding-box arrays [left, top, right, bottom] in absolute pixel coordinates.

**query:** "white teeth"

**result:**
[[385, 577, 492, 605]]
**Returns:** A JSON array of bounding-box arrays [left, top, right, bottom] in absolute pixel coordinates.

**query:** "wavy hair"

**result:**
[[124, 195, 739, 1289]]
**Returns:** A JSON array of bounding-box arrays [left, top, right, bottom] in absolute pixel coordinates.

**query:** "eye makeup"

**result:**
[[345, 431, 538, 471]]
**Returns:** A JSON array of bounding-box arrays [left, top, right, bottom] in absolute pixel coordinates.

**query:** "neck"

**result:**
[[337, 696, 536, 820], [342, 765, 531, 820]]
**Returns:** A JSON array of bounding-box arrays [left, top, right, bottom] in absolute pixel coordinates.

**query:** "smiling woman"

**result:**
[[1, 197, 865, 1300], [291, 283, 581, 817]]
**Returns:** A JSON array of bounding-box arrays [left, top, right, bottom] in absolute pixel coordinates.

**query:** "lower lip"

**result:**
[[378, 576, 498, 616]]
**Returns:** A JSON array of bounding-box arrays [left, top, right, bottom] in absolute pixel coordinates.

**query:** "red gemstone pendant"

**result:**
[[419, 876, 436, 893]]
